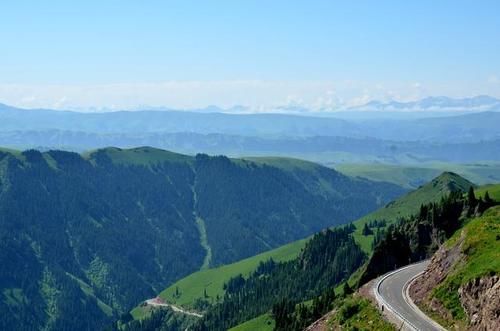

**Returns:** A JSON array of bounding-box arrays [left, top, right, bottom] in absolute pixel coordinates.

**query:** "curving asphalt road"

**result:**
[[375, 260, 447, 331]]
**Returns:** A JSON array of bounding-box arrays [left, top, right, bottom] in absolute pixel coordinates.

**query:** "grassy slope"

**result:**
[[352, 172, 475, 253], [228, 313, 275, 331], [431, 206, 500, 326], [243, 156, 320, 171], [336, 163, 441, 189], [336, 162, 500, 189], [158, 238, 307, 308], [475, 183, 500, 201], [128, 238, 306, 320], [130, 305, 158, 320], [327, 297, 395, 331], [0, 147, 23, 156], [84, 146, 193, 165]]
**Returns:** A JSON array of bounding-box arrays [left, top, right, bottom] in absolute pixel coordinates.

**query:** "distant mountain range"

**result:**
[[1, 101, 500, 144], [173, 95, 500, 113], [3, 95, 500, 115], [1, 131, 499, 165], [349, 95, 500, 112]]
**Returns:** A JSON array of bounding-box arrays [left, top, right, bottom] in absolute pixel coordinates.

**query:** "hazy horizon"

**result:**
[[1, 1, 500, 110]]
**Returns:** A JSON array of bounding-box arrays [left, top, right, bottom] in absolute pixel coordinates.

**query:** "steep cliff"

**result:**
[[409, 206, 500, 330]]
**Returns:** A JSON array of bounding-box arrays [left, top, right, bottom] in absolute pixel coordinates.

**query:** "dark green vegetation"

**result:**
[[191, 154, 403, 264], [0, 147, 404, 330], [272, 288, 337, 331]]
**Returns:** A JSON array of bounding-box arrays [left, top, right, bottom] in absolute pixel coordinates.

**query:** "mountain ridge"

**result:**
[[0, 146, 404, 331], [1, 102, 500, 143]]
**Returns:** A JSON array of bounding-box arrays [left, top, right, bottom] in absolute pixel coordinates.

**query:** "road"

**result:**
[[145, 297, 203, 318], [374, 261, 447, 331]]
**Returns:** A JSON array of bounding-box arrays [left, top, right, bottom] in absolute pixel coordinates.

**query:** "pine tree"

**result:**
[[467, 186, 477, 216], [484, 191, 493, 204], [362, 223, 373, 236], [342, 282, 353, 296], [468, 186, 477, 207]]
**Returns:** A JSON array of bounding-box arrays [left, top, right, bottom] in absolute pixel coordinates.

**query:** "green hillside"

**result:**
[[127, 225, 364, 330], [336, 163, 441, 189], [129, 238, 307, 320], [228, 313, 274, 331], [475, 183, 500, 201], [1, 147, 405, 331], [158, 238, 307, 309], [351, 172, 475, 252], [84, 146, 193, 165], [336, 162, 500, 189], [231, 182, 493, 331], [444, 205, 500, 284]]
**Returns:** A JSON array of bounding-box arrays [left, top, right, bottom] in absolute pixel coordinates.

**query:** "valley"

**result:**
[[3, 3, 500, 330], [1, 144, 498, 331], [0, 146, 403, 330], [124, 172, 498, 331]]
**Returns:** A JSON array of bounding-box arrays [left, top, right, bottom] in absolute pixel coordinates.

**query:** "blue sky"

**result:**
[[1, 1, 499, 110]]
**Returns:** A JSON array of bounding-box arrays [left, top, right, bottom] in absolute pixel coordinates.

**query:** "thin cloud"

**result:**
[[0, 81, 497, 112]]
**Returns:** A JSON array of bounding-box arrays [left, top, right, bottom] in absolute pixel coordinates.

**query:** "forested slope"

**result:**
[[0, 147, 404, 330]]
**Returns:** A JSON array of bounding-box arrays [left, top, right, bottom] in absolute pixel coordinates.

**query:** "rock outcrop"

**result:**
[[409, 230, 500, 330], [459, 275, 500, 330]]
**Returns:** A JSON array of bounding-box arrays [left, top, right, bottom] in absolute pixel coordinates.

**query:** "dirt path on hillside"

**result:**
[[145, 297, 203, 318]]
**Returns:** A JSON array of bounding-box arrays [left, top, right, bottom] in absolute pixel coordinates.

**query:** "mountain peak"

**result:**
[[430, 171, 476, 192]]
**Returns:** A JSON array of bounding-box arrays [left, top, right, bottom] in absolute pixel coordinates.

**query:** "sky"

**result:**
[[1, 0, 500, 111]]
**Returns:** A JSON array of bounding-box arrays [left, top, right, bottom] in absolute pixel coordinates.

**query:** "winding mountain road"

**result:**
[[374, 261, 447, 331]]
